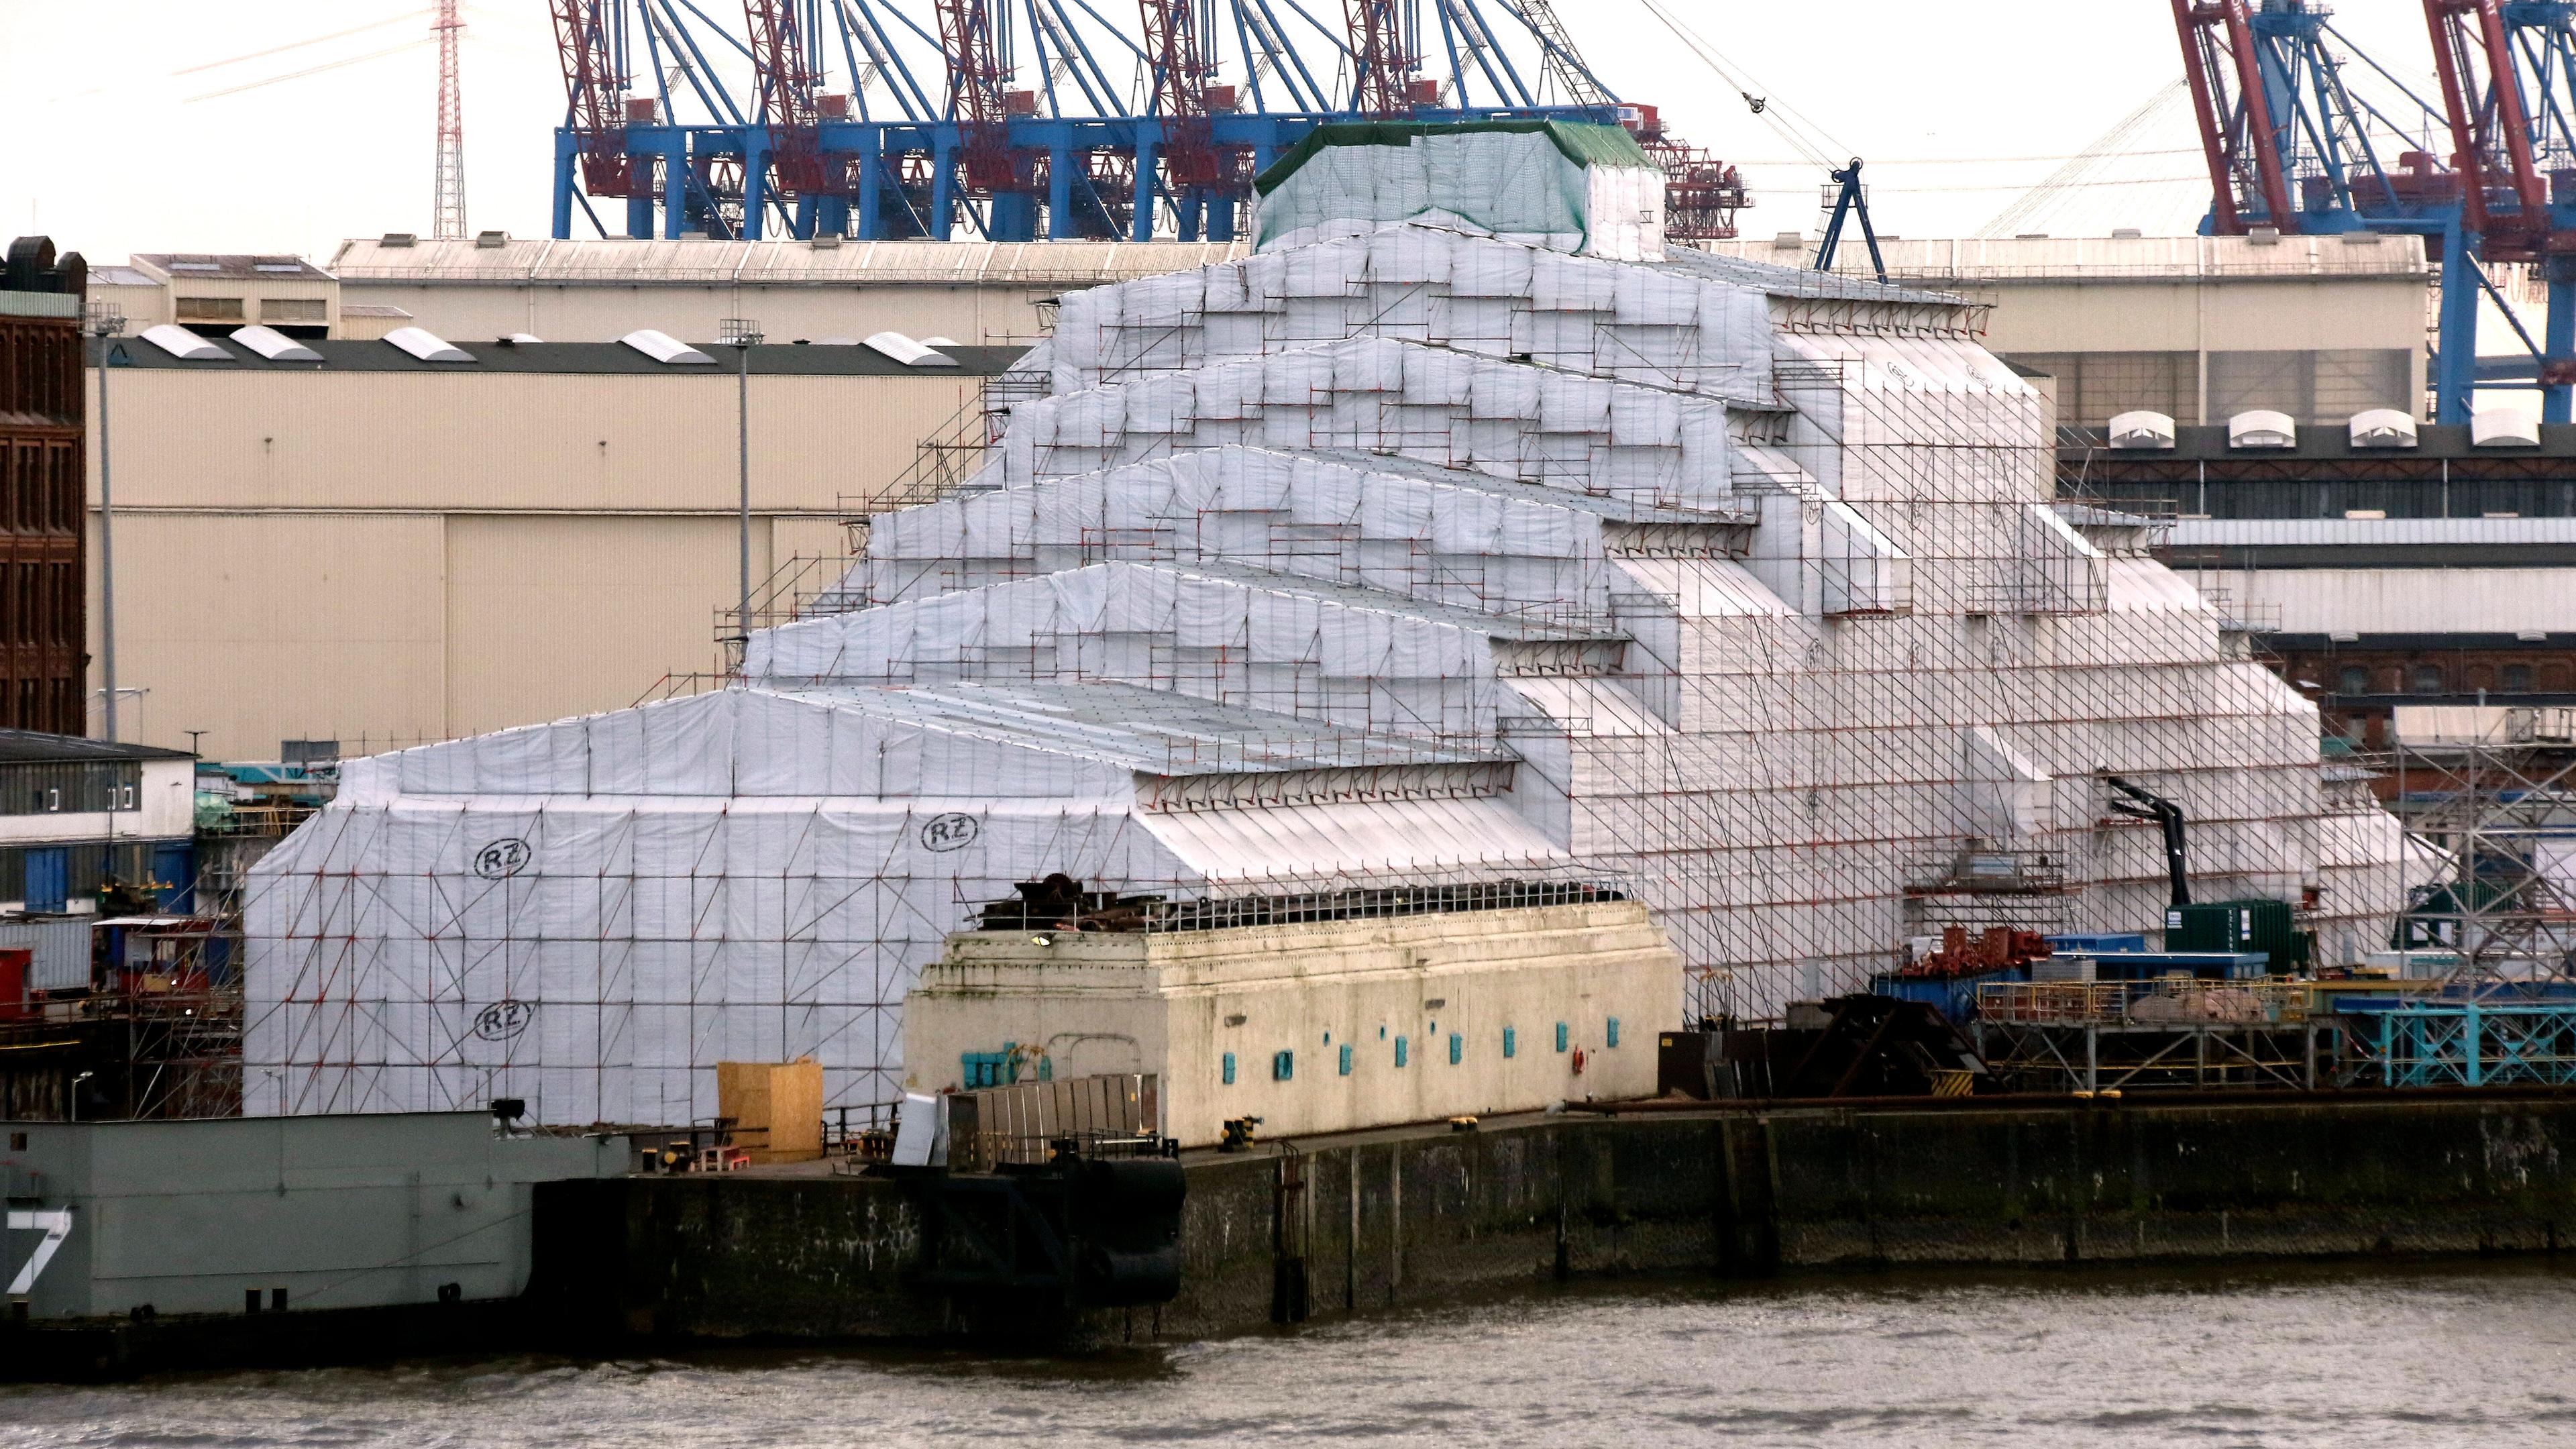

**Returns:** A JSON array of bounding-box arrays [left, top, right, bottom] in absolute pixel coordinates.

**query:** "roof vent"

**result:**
[[384, 326, 474, 364], [620, 328, 715, 365], [2106, 410, 2176, 450], [138, 324, 229, 361], [2471, 408, 2542, 447], [2247, 225, 2282, 246], [379, 233, 417, 248], [917, 335, 961, 349], [474, 231, 508, 248], [2110, 227, 2144, 239], [2348, 408, 2418, 449], [862, 331, 957, 367], [502, 332, 543, 345], [2227, 409, 2297, 449], [813, 336, 859, 346], [1771, 231, 1803, 249], [228, 325, 323, 363], [810, 233, 842, 250]]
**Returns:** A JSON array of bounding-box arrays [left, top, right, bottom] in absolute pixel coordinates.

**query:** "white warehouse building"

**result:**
[[244, 124, 2410, 1125]]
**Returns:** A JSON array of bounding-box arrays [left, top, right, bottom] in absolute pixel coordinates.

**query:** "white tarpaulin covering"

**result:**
[[1252, 123, 1666, 261], [247, 193, 2415, 1126], [246, 682, 1563, 1122]]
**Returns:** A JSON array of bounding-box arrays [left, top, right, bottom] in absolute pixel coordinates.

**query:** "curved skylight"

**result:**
[[139, 324, 229, 361], [620, 329, 715, 365], [863, 331, 957, 367], [229, 325, 323, 362], [384, 326, 474, 363]]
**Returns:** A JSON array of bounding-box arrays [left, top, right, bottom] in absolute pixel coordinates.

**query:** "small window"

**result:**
[[261, 297, 327, 323], [1503, 1026, 1517, 1059], [1222, 1051, 1237, 1085], [2337, 665, 2371, 697], [1338, 1044, 1352, 1076], [2503, 663, 2534, 693], [174, 296, 246, 323], [1272, 1049, 1294, 1082], [1607, 1018, 1622, 1049], [1394, 1036, 1409, 1068], [45, 788, 58, 812], [2412, 663, 2446, 695], [1555, 1022, 1569, 1053], [8, 1130, 25, 1150]]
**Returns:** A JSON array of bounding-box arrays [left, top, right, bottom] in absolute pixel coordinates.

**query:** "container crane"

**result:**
[[2166, 0, 2576, 422], [549, 1, 1633, 244], [2420, 0, 2576, 420]]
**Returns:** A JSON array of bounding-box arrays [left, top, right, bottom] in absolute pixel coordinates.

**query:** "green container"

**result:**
[[2164, 898, 2304, 972]]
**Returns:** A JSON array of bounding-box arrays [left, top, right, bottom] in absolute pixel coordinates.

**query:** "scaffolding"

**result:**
[[2379, 707, 2576, 984], [243, 138, 2414, 1125]]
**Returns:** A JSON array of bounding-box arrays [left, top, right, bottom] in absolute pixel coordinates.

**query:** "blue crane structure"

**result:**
[[2170, 0, 2576, 423], [545, 0, 1743, 248]]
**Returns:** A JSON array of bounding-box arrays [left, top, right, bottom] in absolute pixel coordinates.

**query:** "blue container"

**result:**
[[2048, 932, 2149, 955], [2080, 950, 2269, 982]]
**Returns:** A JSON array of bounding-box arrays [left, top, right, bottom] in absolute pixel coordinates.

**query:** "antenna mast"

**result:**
[[433, 0, 468, 239]]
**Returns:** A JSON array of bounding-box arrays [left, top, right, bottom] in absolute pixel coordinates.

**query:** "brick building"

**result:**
[[0, 237, 88, 735]]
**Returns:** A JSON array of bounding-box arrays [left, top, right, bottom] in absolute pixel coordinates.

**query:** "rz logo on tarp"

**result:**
[[473, 838, 531, 879], [473, 1000, 536, 1042], [919, 813, 979, 853]]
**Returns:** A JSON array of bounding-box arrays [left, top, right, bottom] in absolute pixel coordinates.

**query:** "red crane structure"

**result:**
[[935, 0, 1023, 195], [2169, 0, 2295, 235], [743, 0, 830, 208], [1344, 0, 1419, 116], [2422, 0, 2549, 258], [548, 0, 637, 203], [1138, 0, 1234, 234]]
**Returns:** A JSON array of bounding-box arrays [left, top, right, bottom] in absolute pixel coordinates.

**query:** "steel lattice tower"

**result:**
[[433, 0, 468, 239]]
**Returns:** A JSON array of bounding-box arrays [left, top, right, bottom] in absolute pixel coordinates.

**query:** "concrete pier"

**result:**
[[532, 1092, 2576, 1344]]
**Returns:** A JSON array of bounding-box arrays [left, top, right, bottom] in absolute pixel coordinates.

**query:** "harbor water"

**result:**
[[7, 1261, 2573, 1446]]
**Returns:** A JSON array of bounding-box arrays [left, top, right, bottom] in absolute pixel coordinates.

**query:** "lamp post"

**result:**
[[719, 318, 763, 669], [87, 302, 127, 741]]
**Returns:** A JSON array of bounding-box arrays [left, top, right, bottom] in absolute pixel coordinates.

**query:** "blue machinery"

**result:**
[[2350, 999, 2576, 1086], [544, 1, 1700, 247], [2173, 1, 2576, 423]]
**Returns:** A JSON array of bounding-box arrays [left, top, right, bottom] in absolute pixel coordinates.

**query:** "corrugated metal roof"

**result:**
[[85, 335, 1027, 376], [133, 253, 333, 281], [1701, 232, 2428, 283], [329, 236, 1252, 288], [762, 680, 1506, 774], [2169, 517, 2576, 547], [0, 729, 193, 763]]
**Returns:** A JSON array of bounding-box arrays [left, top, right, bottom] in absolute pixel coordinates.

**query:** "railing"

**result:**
[[1978, 979, 2314, 1026], [945, 1071, 1163, 1171]]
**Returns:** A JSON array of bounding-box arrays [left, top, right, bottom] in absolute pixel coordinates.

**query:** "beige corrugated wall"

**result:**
[[85, 368, 978, 758]]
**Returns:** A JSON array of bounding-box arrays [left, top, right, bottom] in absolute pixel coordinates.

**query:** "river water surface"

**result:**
[[7, 1261, 2573, 1447]]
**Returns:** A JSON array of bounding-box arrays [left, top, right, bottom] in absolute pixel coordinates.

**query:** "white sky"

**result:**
[[0, 1, 2458, 266]]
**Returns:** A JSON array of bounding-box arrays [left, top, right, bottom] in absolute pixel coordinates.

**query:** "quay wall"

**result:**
[[531, 1094, 2576, 1343]]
